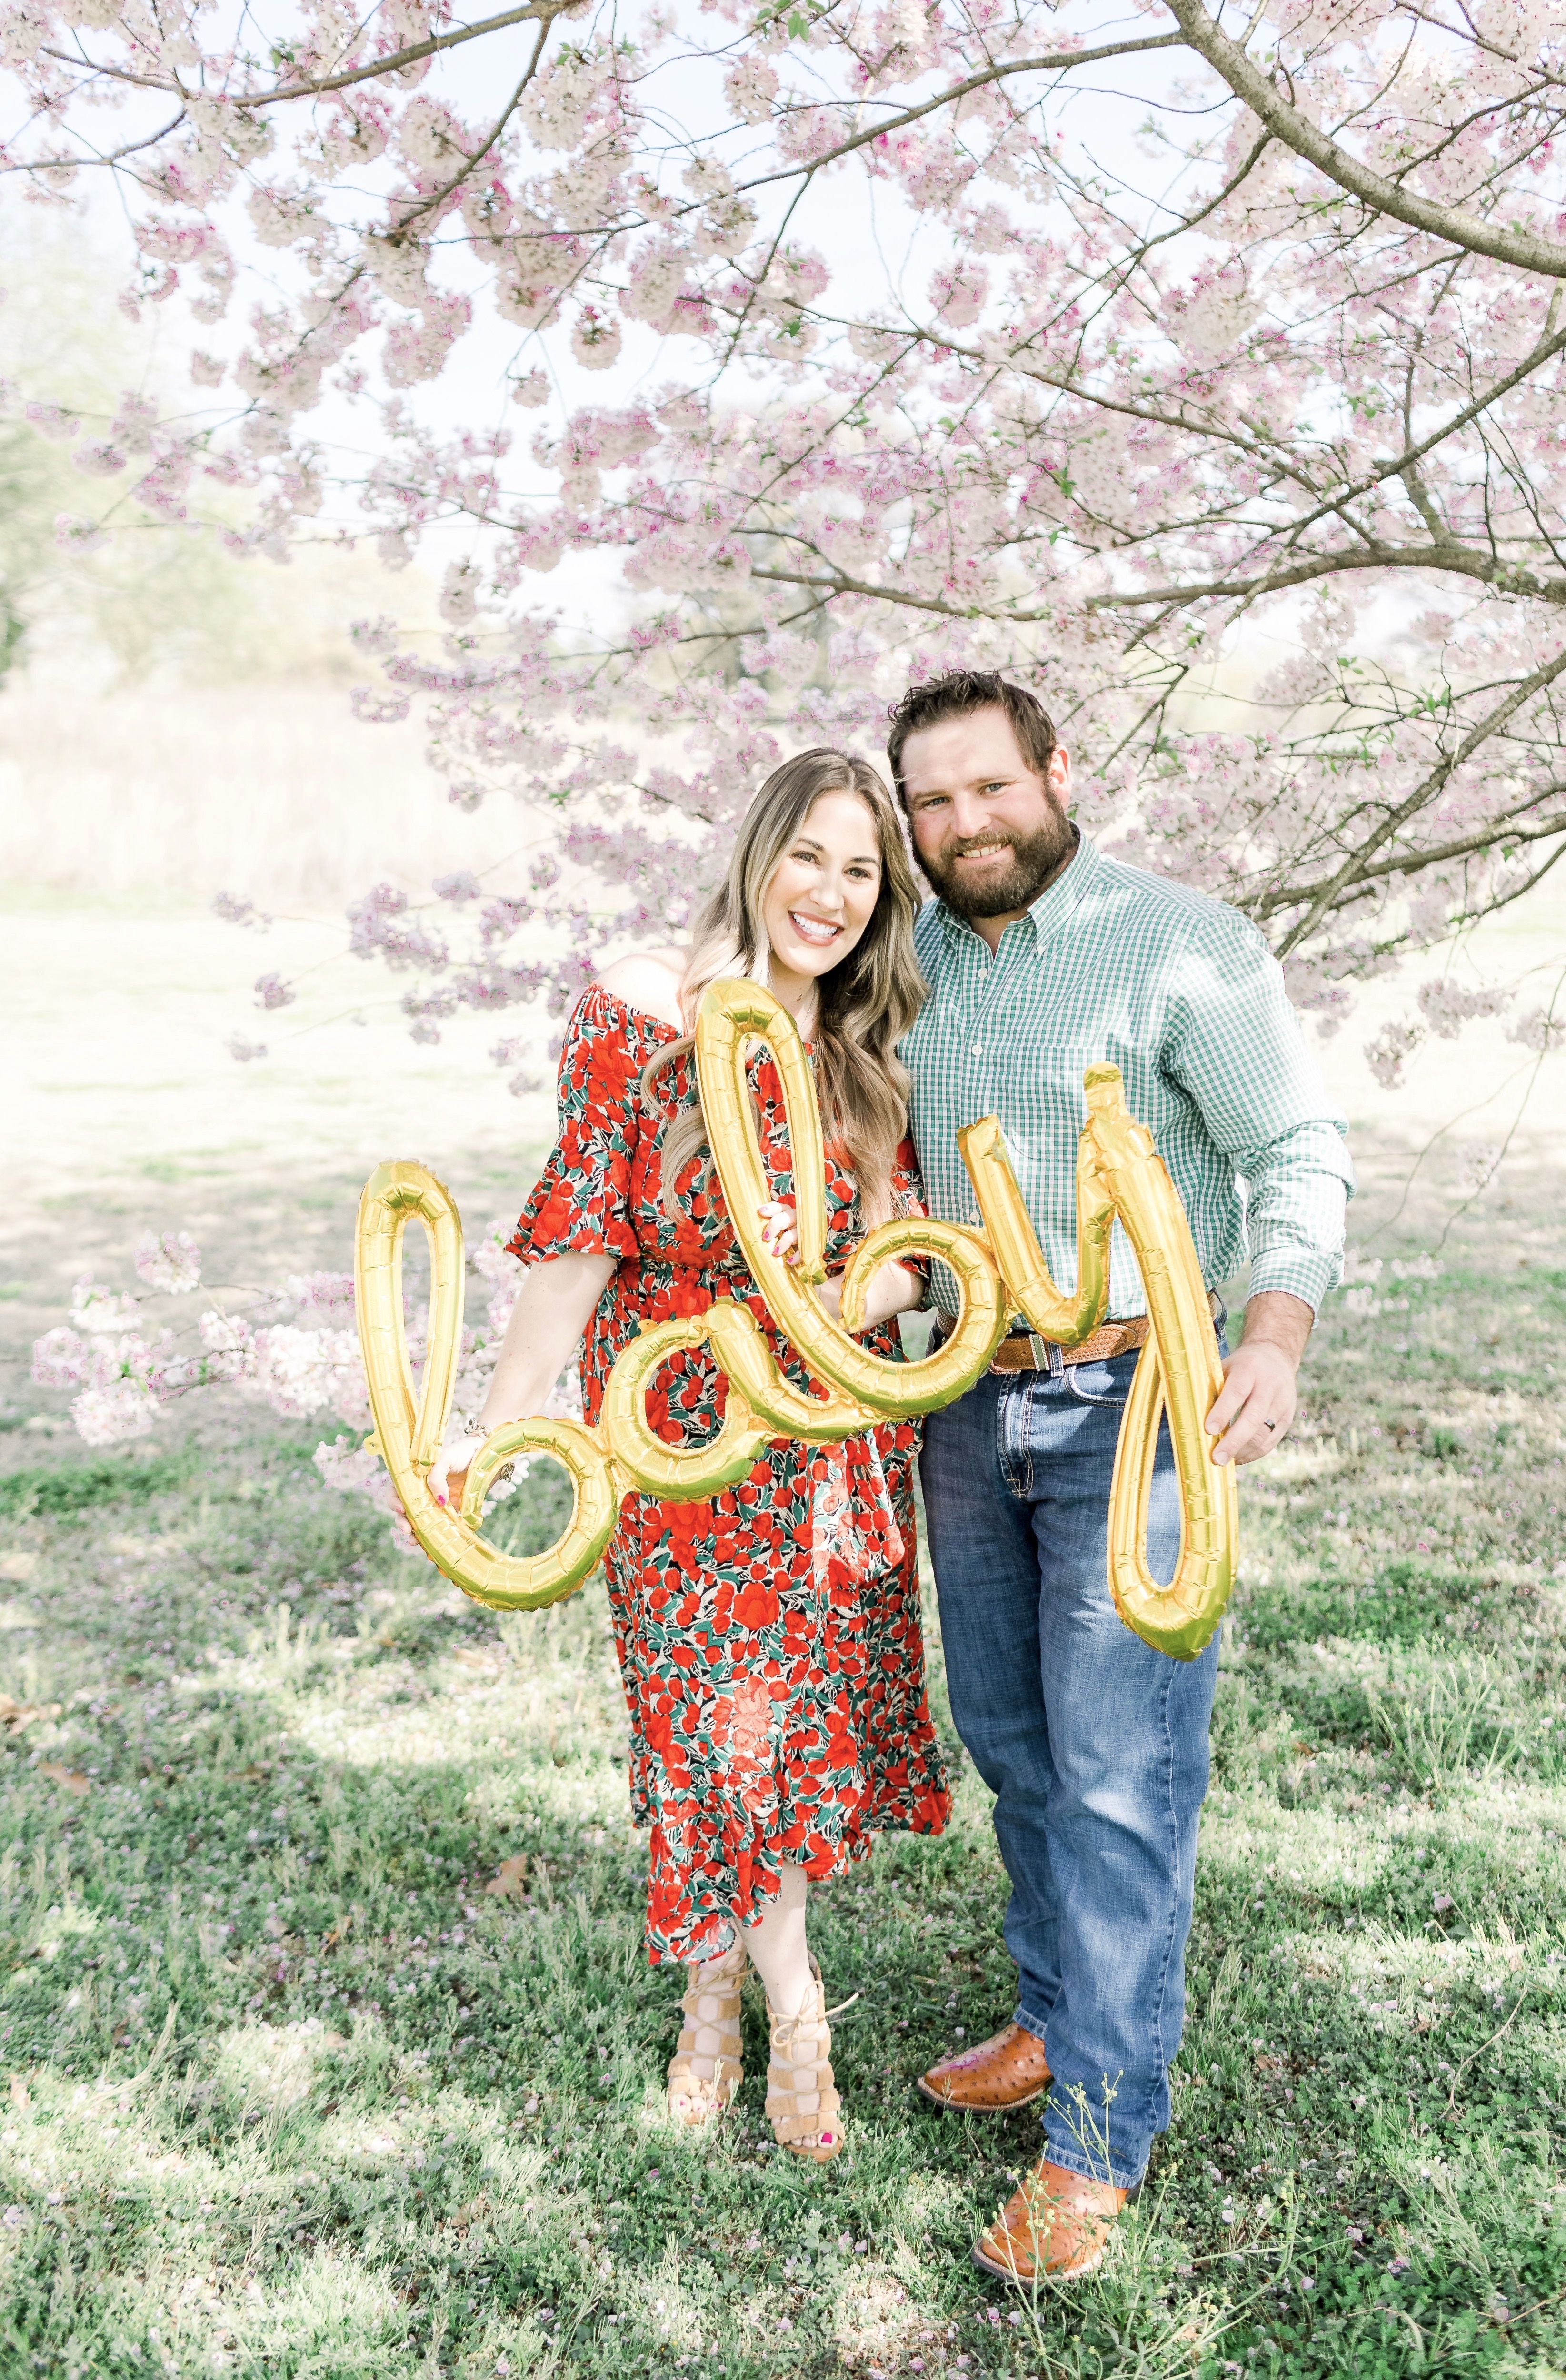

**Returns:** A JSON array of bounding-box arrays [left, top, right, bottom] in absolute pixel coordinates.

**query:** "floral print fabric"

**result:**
[[508, 985, 951, 1964]]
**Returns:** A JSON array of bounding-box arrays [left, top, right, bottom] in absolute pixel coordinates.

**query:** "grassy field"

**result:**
[[2, 829, 1563, 2380], [0, 1144, 1563, 2380]]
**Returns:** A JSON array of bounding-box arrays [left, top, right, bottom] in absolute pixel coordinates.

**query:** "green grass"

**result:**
[[0, 1240, 1564, 2378], [0, 1453, 199, 1521]]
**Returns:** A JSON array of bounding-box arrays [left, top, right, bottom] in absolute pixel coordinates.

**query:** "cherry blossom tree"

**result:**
[[15, 0, 1566, 1463], [6, 0, 1566, 1084]]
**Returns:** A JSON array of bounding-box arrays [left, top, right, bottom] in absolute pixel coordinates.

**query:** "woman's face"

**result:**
[[760, 789, 885, 988]]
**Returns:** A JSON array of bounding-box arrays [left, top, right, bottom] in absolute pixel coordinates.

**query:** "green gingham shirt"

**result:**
[[901, 833, 1353, 1320]]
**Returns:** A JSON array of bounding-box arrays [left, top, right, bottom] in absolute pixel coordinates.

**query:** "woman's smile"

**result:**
[[787, 909, 843, 947]]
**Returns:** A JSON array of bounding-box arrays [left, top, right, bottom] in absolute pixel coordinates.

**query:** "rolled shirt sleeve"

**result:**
[[1164, 915, 1354, 1313]]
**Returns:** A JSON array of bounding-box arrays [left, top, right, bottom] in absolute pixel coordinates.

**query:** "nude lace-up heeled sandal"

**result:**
[[764, 1959, 845, 2164], [665, 1944, 747, 2128]]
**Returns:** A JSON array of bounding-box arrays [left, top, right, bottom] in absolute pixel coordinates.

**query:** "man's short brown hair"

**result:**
[[885, 671, 1057, 806]]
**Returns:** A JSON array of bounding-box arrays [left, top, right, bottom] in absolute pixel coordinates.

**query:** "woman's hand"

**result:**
[[758, 1200, 802, 1268], [757, 1201, 924, 1329], [428, 1424, 487, 1508], [758, 1200, 844, 1317]]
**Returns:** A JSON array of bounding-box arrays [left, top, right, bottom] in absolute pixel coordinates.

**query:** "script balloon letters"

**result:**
[[355, 985, 1237, 1656]]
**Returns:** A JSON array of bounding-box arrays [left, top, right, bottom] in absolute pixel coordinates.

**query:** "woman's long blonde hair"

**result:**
[[645, 748, 926, 1223]]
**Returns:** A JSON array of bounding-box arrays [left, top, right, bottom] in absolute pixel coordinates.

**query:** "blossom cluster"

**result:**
[[1364, 972, 1560, 1087], [30, 1224, 566, 1547]]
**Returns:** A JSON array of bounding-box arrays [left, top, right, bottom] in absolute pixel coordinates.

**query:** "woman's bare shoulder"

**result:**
[[596, 947, 688, 1030]]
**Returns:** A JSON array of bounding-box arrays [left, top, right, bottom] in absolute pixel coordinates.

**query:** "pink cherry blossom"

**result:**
[[1365, 1020, 1425, 1092], [26, 402, 79, 440], [1508, 1006, 1566, 1053], [73, 1380, 160, 1447], [213, 892, 271, 932], [287, 1271, 356, 1319], [1456, 1140, 1504, 1196], [134, 1231, 202, 1295], [71, 1279, 140, 1334], [31, 1222, 567, 1545]]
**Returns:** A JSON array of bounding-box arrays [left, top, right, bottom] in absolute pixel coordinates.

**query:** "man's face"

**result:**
[[900, 706, 1075, 921]]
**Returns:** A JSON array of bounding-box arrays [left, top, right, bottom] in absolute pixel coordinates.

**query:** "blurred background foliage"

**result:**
[[0, 208, 436, 692]]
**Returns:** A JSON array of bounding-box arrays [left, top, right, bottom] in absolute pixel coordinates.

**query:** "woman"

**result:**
[[427, 749, 943, 2162]]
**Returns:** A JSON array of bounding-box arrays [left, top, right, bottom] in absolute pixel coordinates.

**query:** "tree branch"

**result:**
[[383, 17, 552, 239], [748, 559, 1053, 622], [732, 31, 1185, 198], [1162, 0, 1566, 278], [41, 0, 579, 109], [1256, 799, 1566, 919], [1269, 302, 1566, 550], [1087, 541, 1566, 613], [1274, 644, 1566, 955], [0, 108, 186, 176]]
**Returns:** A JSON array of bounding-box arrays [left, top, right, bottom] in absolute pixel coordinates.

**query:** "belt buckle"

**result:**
[[982, 1326, 1064, 1378], [1029, 1331, 1062, 1378]]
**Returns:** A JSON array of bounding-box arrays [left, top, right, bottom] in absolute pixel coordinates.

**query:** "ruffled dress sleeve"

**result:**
[[507, 988, 645, 1269]]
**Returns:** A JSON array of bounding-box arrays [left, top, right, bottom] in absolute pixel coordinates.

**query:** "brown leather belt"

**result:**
[[932, 1292, 1221, 1376], [989, 1315, 1152, 1373]]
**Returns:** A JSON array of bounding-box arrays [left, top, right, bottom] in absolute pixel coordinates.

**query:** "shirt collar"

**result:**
[[936, 828, 1101, 952]]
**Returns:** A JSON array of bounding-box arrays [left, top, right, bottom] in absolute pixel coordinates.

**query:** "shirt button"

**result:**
[[970, 1042, 983, 1059], [967, 1207, 981, 1226]]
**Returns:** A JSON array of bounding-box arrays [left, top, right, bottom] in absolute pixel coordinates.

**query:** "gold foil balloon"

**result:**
[[356, 1161, 620, 1612], [1081, 1065, 1238, 1660], [355, 1015, 1238, 1658], [597, 1311, 775, 1500], [959, 1114, 1113, 1346], [694, 978, 1009, 1416], [703, 1298, 878, 1443]]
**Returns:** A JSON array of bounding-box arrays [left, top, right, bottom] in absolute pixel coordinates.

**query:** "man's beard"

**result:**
[[918, 811, 1077, 920]]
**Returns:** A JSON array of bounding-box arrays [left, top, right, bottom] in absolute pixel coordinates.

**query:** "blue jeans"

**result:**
[[920, 1344, 1222, 2190]]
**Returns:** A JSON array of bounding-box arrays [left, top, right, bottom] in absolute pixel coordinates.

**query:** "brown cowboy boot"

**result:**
[[972, 2157, 1133, 2282], [918, 2022, 1052, 2111]]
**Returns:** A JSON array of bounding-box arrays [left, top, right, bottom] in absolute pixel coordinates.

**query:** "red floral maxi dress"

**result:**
[[507, 985, 951, 1965]]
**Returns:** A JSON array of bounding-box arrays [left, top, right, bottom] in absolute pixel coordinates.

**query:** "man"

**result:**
[[890, 672, 1352, 2282]]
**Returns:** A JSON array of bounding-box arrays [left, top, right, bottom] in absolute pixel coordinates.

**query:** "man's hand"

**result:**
[[1205, 1291, 1314, 1467]]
